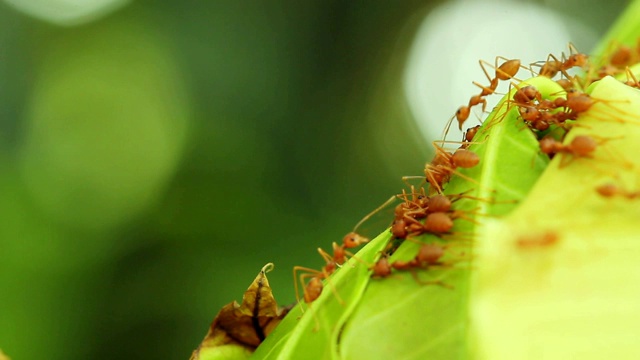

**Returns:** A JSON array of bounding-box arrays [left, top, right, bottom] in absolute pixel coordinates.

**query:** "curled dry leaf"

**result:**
[[190, 263, 289, 360]]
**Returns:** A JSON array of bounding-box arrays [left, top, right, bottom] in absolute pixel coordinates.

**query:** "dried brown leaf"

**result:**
[[190, 263, 288, 360]]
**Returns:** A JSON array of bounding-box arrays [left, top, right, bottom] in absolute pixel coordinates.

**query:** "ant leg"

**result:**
[[528, 60, 543, 77], [432, 141, 454, 158], [551, 53, 574, 80], [449, 167, 497, 193], [397, 186, 427, 207], [478, 58, 495, 84], [449, 209, 483, 225], [432, 138, 488, 148], [624, 66, 640, 87], [424, 166, 445, 194], [442, 114, 458, 142], [557, 152, 586, 169], [317, 247, 334, 265], [402, 176, 426, 188], [351, 195, 397, 232], [407, 269, 454, 289], [296, 267, 345, 307]]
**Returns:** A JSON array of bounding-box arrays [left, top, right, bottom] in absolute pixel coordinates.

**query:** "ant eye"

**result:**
[[345, 237, 356, 246]]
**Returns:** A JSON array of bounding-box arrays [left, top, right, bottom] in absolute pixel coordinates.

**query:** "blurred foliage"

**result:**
[[3, 0, 130, 26], [0, 1, 629, 359]]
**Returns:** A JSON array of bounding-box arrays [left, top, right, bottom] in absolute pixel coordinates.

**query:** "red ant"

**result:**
[[293, 196, 396, 311], [506, 84, 560, 132], [509, 84, 618, 133], [610, 45, 633, 67], [512, 85, 542, 105], [522, 85, 632, 131], [461, 125, 482, 149], [291, 234, 368, 329], [316, 232, 370, 270], [585, 39, 640, 87], [557, 89, 595, 113], [452, 148, 480, 168], [391, 191, 427, 239], [443, 57, 524, 140], [396, 186, 429, 213], [533, 43, 589, 79], [516, 231, 559, 248], [601, 39, 640, 71], [391, 186, 432, 238], [293, 242, 356, 309], [370, 243, 449, 287], [538, 135, 607, 167], [596, 182, 640, 199], [555, 78, 575, 91], [391, 188, 480, 239], [414, 142, 480, 194], [404, 208, 481, 239]]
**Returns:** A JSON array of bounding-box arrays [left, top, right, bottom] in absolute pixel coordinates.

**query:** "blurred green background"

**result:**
[[0, 1, 627, 359]]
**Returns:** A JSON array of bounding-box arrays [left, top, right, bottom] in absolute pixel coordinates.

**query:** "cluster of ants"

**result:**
[[293, 186, 470, 310], [293, 133, 486, 309], [293, 40, 640, 312]]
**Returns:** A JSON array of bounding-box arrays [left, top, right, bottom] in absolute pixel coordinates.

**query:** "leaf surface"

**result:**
[[470, 77, 640, 359]]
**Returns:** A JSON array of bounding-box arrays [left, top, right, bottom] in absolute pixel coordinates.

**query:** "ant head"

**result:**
[[519, 106, 539, 121], [568, 53, 588, 67], [464, 125, 481, 142], [342, 232, 369, 248], [416, 194, 429, 207]]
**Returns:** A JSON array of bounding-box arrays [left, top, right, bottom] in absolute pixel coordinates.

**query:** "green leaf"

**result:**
[[591, 0, 640, 63], [252, 231, 392, 359], [197, 346, 252, 360], [469, 77, 640, 359]]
